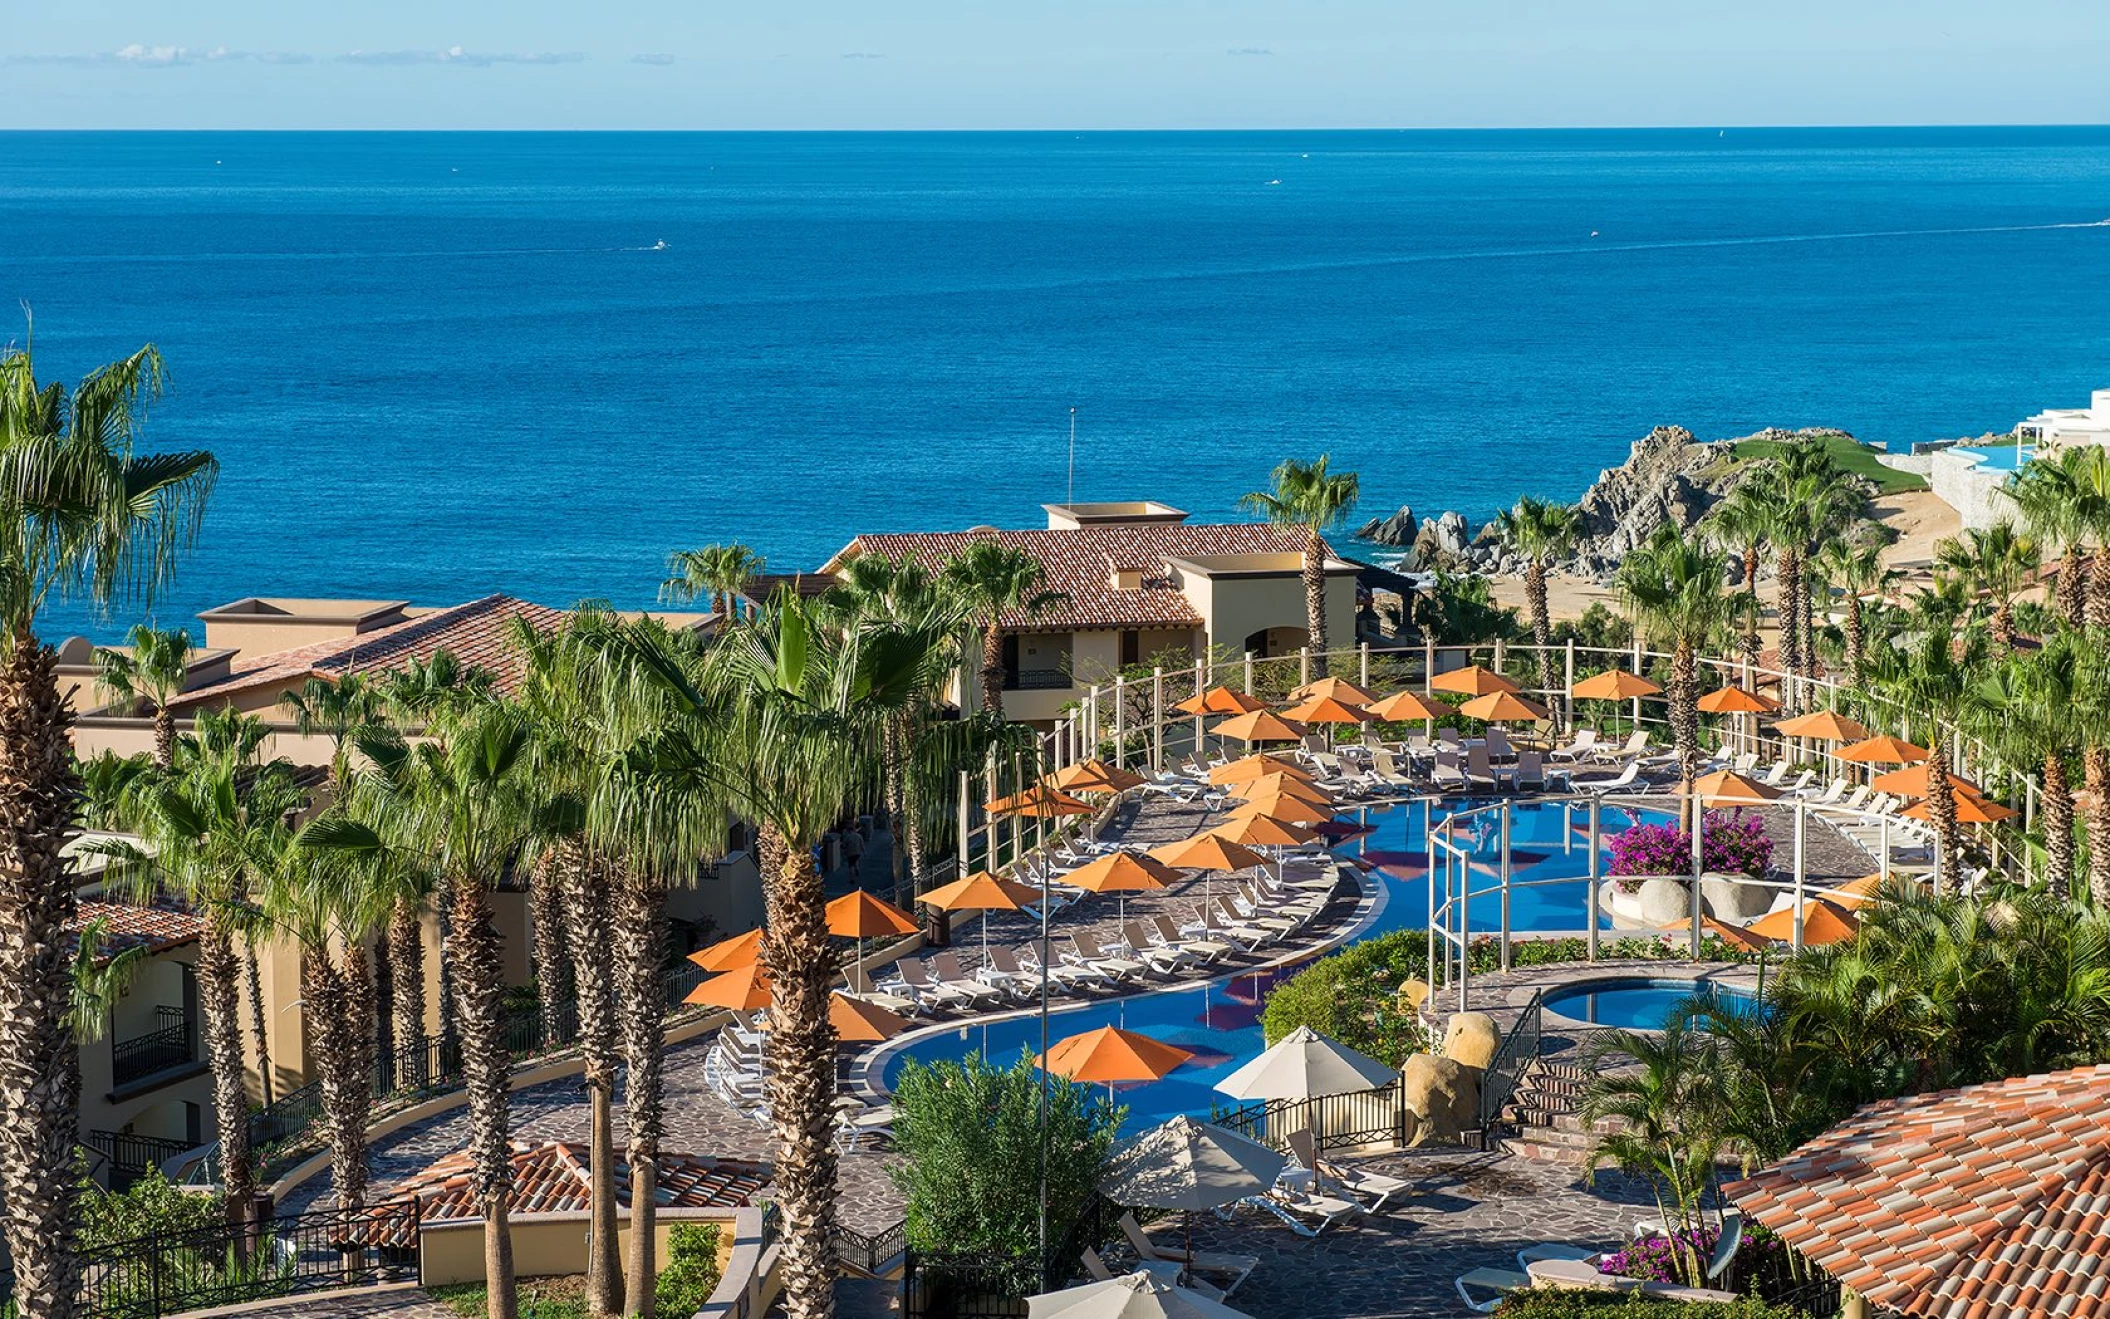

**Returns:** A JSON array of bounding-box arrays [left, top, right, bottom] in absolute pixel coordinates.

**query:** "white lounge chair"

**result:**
[[1150, 914, 1230, 964], [1285, 1130, 1417, 1212], [1118, 1214, 1256, 1297], [1593, 731, 1653, 763], [926, 950, 1007, 1006], [1454, 1267, 1531, 1313], [1549, 729, 1597, 763], [1119, 920, 1190, 975], [1066, 931, 1147, 982], [1242, 1186, 1363, 1236], [1578, 762, 1642, 795]]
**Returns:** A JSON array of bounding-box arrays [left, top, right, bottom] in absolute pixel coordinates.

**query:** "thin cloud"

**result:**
[[1227, 47, 1273, 56], [5, 44, 311, 66], [337, 46, 586, 67], [841, 52, 885, 60], [630, 53, 676, 66]]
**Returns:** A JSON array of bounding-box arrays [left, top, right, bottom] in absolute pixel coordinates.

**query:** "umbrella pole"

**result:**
[[1039, 837, 1052, 1277]]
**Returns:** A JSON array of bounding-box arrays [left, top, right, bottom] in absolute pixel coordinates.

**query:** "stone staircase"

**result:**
[[1494, 1058, 1619, 1165]]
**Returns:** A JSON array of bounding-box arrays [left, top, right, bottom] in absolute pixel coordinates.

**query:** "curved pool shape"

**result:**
[[1541, 977, 1759, 1030]]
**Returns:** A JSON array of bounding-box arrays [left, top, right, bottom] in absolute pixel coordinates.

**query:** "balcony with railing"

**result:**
[[111, 1005, 196, 1088]]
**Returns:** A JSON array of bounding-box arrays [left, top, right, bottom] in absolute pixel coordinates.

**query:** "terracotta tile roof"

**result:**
[[169, 595, 568, 711], [70, 900, 203, 959], [1725, 1064, 2110, 1319], [842, 523, 1317, 632], [369, 1140, 768, 1242]]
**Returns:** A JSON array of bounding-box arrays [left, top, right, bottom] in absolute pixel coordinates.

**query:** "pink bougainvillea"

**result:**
[[1607, 811, 1772, 892]]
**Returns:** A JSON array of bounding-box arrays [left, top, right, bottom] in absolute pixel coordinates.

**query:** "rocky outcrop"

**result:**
[[1355, 504, 1418, 547], [1402, 1053, 1479, 1140]]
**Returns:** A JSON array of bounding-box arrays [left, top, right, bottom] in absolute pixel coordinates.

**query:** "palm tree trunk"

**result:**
[[1776, 551, 1801, 699], [882, 719, 910, 889], [757, 825, 840, 1319], [388, 898, 426, 1089], [0, 631, 86, 1319], [1925, 743, 1962, 892], [1844, 597, 1866, 682], [1991, 597, 2016, 653], [1526, 561, 1556, 700], [2092, 548, 2110, 631], [980, 619, 1005, 714], [446, 877, 516, 1319], [197, 922, 257, 1227], [372, 934, 396, 1079], [243, 939, 275, 1105], [2058, 547, 2087, 627], [1670, 643, 1701, 788], [1799, 560, 1819, 683], [309, 949, 374, 1217], [529, 860, 572, 1049], [1303, 528, 1330, 677], [617, 868, 670, 1319], [561, 848, 622, 1317], [2087, 746, 2110, 908], [2043, 753, 2075, 900], [152, 705, 176, 771]]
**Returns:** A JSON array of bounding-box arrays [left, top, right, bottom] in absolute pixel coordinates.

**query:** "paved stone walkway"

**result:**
[[187, 1284, 457, 1318]]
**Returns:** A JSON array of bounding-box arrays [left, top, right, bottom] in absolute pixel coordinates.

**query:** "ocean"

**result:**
[[3, 128, 2108, 641]]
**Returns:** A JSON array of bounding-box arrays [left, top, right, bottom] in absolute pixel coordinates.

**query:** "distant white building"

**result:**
[[1929, 387, 2108, 530]]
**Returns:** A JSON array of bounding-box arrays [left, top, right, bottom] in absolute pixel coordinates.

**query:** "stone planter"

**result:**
[[1606, 876, 1691, 928], [1699, 871, 1774, 921]]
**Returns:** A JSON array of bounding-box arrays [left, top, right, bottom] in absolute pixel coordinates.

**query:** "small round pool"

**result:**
[[1541, 977, 1758, 1030]]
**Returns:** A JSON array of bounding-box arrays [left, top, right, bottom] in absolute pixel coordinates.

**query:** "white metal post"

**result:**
[[1151, 667, 1164, 770], [1689, 800, 1705, 958], [1359, 641, 1371, 688], [1586, 799, 1602, 960], [1243, 651, 1255, 695], [1792, 799, 1807, 954], [1499, 803, 1513, 972], [1299, 646, 1311, 688], [1112, 676, 1126, 770]]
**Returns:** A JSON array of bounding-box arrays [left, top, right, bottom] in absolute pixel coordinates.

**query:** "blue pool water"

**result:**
[[880, 797, 1680, 1125], [1541, 977, 1759, 1030], [1952, 444, 2035, 472]]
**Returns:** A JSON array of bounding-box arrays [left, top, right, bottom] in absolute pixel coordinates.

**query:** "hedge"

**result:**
[[1494, 1293, 1812, 1319]]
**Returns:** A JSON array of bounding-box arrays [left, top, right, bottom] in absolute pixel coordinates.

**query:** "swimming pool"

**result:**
[[876, 796, 1680, 1128], [1541, 976, 1760, 1031], [1952, 444, 2035, 473]]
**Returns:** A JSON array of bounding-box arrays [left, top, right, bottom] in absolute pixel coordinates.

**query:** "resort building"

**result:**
[[1929, 386, 2110, 530], [819, 501, 1362, 724]]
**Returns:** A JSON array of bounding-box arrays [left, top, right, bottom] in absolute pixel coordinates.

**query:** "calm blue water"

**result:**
[[6, 128, 2110, 640], [1540, 976, 1760, 1030], [881, 796, 1677, 1126], [1952, 443, 2035, 472]]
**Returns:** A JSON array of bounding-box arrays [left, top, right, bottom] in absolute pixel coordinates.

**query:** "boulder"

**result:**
[[1698, 871, 1774, 922], [1355, 504, 1418, 547], [1432, 510, 1470, 556], [1608, 876, 1692, 928], [1440, 1012, 1501, 1072], [1401, 1053, 1479, 1139]]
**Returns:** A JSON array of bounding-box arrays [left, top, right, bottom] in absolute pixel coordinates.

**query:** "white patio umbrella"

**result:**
[[1099, 1115, 1285, 1212], [1212, 1025, 1395, 1102], [1028, 1275, 1255, 1319]]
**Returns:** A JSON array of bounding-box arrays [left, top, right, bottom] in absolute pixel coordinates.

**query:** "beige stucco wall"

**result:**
[[665, 851, 766, 942], [80, 944, 213, 1162], [1181, 570, 1357, 657], [419, 1207, 741, 1287]]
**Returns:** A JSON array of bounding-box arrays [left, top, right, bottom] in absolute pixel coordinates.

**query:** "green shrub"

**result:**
[[655, 1221, 724, 1316], [78, 1168, 226, 1247], [1494, 1293, 1810, 1319], [430, 1276, 588, 1319], [887, 1051, 1121, 1256], [1260, 930, 1432, 1066]]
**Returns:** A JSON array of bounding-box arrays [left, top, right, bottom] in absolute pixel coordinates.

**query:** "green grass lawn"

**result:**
[[1728, 432, 1928, 495]]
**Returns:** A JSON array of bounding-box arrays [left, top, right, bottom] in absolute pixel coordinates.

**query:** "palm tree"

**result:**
[[603, 596, 953, 1319], [96, 755, 304, 1234], [2009, 446, 2110, 628], [1582, 1020, 1722, 1286], [1968, 637, 2082, 897], [1873, 628, 1986, 889], [265, 836, 386, 1221], [939, 540, 1067, 713], [1492, 496, 1581, 700], [280, 673, 383, 795], [661, 542, 765, 619], [1702, 480, 1772, 602], [0, 332, 214, 1319], [1238, 456, 1359, 676], [1812, 532, 1895, 682], [313, 706, 548, 1319], [2076, 644, 2110, 909], [92, 623, 193, 768], [1935, 522, 2040, 652], [1616, 525, 1737, 788], [66, 918, 149, 1045]]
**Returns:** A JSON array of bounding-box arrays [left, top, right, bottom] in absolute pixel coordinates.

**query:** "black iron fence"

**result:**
[[899, 1197, 1120, 1319], [78, 1198, 420, 1319], [1212, 1077, 1425, 1155], [83, 1131, 196, 1192], [1478, 989, 1544, 1132], [832, 1219, 908, 1278], [111, 1008, 195, 1088]]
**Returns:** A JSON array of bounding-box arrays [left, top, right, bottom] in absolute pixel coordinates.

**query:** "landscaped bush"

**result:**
[[78, 1168, 226, 1246], [1463, 933, 1758, 974], [1260, 930, 1432, 1066], [431, 1276, 589, 1319], [888, 1052, 1121, 1257], [1493, 1293, 1809, 1319], [654, 1221, 724, 1315], [1607, 812, 1772, 893]]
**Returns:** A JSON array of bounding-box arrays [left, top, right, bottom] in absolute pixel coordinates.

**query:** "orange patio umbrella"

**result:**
[[1364, 689, 1452, 722], [1048, 759, 1148, 794], [1038, 1025, 1193, 1086], [825, 890, 920, 939], [1148, 833, 1271, 873], [685, 962, 773, 1011], [688, 927, 763, 973], [1292, 675, 1380, 705], [1682, 769, 1781, 806], [1823, 874, 1888, 911], [1696, 686, 1778, 715], [1208, 754, 1314, 785], [1223, 772, 1334, 804], [1747, 898, 1859, 947], [1900, 793, 2018, 825], [1229, 793, 1333, 826], [1571, 668, 1661, 701], [1209, 710, 1309, 744], [1211, 815, 1322, 849], [1279, 693, 1371, 725], [1656, 915, 1776, 952], [1061, 851, 1177, 925], [1870, 764, 1983, 798], [1838, 735, 1930, 766], [1773, 710, 1873, 742], [984, 783, 1096, 818], [1458, 690, 1551, 723], [830, 992, 911, 1043], [1429, 664, 1521, 697], [1174, 685, 1270, 716], [919, 870, 1041, 963]]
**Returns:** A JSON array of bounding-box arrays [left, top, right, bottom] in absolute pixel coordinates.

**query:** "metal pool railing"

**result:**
[[1477, 989, 1543, 1132]]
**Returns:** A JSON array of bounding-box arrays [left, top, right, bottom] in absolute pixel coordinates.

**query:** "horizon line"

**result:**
[[5, 122, 2110, 134]]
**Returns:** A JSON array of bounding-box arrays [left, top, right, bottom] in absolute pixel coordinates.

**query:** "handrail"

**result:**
[[1478, 989, 1543, 1131]]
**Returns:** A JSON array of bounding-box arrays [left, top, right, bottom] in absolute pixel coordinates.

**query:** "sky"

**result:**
[[4, 0, 2108, 131]]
